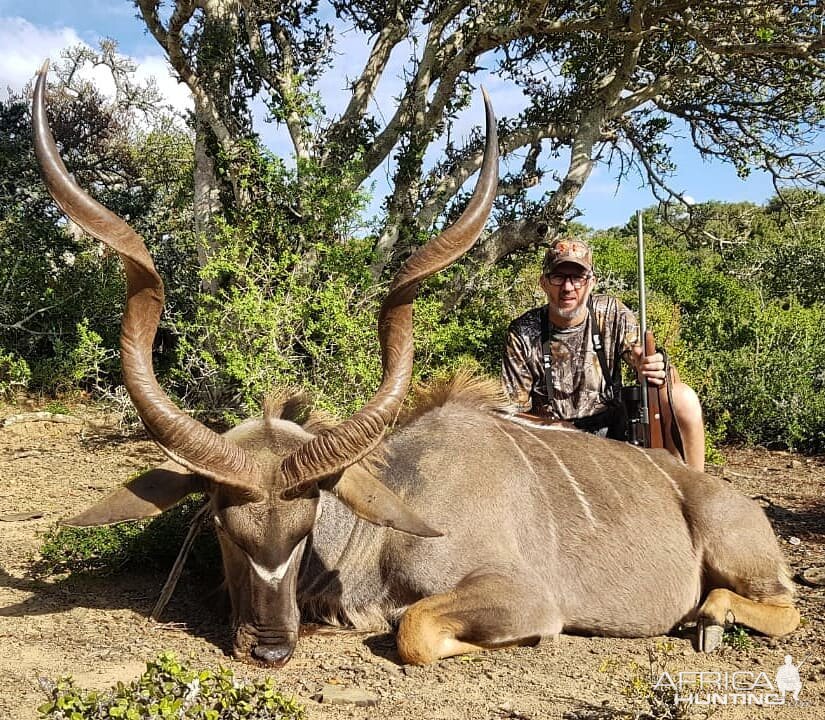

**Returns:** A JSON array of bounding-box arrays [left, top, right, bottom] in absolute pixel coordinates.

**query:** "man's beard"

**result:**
[[551, 295, 588, 321]]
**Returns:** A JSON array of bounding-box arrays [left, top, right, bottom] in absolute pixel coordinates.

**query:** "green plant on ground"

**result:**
[[722, 624, 753, 651], [44, 400, 71, 415], [35, 495, 219, 578], [620, 641, 693, 719], [0, 349, 31, 397], [37, 651, 305, 719]]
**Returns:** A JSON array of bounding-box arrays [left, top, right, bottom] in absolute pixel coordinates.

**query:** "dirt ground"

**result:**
[[1, 399, 824, 720]]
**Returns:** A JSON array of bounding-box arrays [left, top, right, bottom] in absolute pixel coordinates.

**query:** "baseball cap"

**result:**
[[542, 237, 593, 274]]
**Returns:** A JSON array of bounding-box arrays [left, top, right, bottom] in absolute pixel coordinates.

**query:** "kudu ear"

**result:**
[[64, 460, 205, 527], [321, 464, 443, 538]]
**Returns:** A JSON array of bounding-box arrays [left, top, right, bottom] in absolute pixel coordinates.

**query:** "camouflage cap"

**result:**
[[542, 237, 593, 274]]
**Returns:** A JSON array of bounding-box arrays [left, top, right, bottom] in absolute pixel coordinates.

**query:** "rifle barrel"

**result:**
[[636, 210, 649, 430]]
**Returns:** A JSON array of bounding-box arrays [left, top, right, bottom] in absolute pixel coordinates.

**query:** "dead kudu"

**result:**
[[33, 64, 798, 668]]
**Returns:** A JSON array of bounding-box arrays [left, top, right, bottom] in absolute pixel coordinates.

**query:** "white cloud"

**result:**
[[0, 17, 81, 92], [0, 15, 192, 115]]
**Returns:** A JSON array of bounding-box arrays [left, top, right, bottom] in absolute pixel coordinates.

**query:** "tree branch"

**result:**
[[0, 291, 83, 337], [135, 0, 241, 165], [331, 13, 409, 137]]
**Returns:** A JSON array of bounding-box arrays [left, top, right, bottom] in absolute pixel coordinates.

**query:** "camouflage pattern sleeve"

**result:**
[[501, 322, 536, 412]]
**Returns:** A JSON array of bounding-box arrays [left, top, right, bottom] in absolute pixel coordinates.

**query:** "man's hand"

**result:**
[[630, 345, 667, 386]]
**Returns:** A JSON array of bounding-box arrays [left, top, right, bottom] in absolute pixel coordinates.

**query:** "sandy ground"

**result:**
[[1, 399, 824, 720]]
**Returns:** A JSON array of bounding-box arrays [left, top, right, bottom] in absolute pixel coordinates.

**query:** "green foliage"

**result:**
[[37, 651, 305, 719], [171, 148, 380, 418], [0, 50, 195, 396], [417, 249, 545, 381], [6, 41, 825, 458], [585, 198, 825, 453], [722, 624, 753, 651], [36, 319, 119, 394], [44, 401, 71, 415], [35, 497, 219, 577], [0, 348, 31, 397]]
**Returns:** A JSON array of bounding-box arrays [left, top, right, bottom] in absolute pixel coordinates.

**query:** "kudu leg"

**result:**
[[697, 588, 800, 652], [679, 475, 800, 651], [396, 571, 561, 665]]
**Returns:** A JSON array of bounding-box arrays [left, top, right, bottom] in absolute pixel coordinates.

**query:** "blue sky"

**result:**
[[0, 1, 790, 229]]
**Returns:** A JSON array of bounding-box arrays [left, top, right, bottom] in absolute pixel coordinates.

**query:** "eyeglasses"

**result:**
[[546, 272, 592, 288]]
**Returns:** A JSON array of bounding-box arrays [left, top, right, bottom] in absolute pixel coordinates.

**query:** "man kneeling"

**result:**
[[501, 237, 705, 472]]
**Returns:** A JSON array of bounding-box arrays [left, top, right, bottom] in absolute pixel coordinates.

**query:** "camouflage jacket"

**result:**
[[501, 294, 639, 420]]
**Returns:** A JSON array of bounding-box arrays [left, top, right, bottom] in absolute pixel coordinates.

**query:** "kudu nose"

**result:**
[[251, 642, 294, 667]]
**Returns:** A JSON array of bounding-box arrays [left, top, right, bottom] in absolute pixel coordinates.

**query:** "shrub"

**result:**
[[37, 651, 305, 719], [35, 496, 219, 578], [589, 207, 825, 454], [168, 148, 379, 420], [0, 348, 31, 397]]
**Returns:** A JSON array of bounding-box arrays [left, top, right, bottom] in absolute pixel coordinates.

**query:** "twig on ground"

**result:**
[[11, 450, 44, 459], [151, 501, 210, 622]]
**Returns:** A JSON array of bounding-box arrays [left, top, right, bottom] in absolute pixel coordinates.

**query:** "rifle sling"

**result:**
[[660, 348, 687, 460]]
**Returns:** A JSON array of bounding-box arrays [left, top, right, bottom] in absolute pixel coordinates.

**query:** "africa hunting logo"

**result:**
[[653, 655, 806, 706]]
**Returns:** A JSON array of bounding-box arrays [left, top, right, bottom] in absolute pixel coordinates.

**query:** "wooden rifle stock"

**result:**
[[644, 329, 664, 449]]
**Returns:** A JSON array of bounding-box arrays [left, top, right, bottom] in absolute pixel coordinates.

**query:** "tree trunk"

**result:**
[[193, 119, 222, 294]]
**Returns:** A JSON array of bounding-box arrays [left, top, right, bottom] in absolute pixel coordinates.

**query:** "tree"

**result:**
[[629, 189, 825, 305], [585, 192, 825, 452], [132, 0, 824, 282], [0, 44, 195, 390]]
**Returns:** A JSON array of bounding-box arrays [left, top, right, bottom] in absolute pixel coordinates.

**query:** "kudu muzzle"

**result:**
[[231, 537, 306, 667]]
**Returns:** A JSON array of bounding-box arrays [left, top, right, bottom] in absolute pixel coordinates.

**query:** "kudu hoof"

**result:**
[[697, 619, 725, 653]]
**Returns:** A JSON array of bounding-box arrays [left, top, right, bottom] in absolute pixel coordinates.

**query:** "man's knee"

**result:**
[[670, 381, 705, 472], [671, 382, 703, 427]]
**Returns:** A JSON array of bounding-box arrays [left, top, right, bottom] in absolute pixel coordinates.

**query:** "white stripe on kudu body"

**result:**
[[494, 423, 540, 481], [500, 413, 579, 431], [509, 423, 597, 527], [629, 444, 685, 501]]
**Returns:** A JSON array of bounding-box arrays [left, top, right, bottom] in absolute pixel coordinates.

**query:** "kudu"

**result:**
[[34, 63, 799, 668]]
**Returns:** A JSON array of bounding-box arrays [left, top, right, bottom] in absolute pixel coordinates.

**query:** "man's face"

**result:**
[[540, 261, 594, 325]]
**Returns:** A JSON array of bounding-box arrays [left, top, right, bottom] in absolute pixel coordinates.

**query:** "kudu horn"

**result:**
[[280, 89, 499, 499], [33, 61, 263, 500]]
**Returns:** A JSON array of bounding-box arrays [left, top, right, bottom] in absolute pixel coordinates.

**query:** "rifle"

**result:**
[[634, 209, 676, 451]]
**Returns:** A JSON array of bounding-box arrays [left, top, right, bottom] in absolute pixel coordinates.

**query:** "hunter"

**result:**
[[501, 237, 706, 472]]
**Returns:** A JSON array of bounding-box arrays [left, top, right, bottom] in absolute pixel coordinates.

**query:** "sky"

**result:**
[[0, 1, 794, 230]]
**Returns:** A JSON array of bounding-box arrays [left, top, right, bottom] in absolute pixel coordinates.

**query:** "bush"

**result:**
[[0, 75, 195, 399], [588, 206, 825, 453], [0, 348, 31, 397], [37, 651, 305, 719], [35, 496, 219, 578]]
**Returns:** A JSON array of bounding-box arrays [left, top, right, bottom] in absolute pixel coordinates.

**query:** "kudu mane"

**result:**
[[397, 371, 510, 427], [262, 390, 337, 435], [263, 372, 508, 477]]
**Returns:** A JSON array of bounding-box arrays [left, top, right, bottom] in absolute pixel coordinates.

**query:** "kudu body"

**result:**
[[33, 64, 798, 667]]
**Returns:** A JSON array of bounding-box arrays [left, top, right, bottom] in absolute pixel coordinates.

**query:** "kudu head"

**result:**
[[33, 61, 498, 666]]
